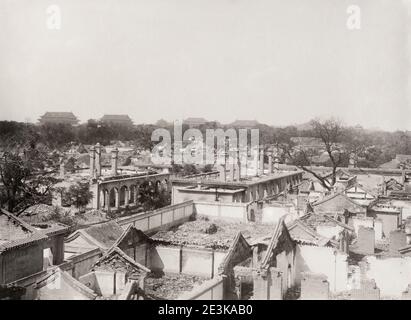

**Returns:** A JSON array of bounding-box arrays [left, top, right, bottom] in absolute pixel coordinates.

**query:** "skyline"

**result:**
[[0, 0, 410, 131]]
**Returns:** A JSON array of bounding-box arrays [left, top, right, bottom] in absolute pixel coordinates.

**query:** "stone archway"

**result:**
[[119, 186, 128, 206]]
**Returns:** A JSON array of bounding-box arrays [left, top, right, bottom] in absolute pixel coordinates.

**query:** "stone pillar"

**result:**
[[125, 188, 129, 206], [89, 146, 96, 177], [111, 148, 119, 176], [104, 191, 110, 211], [259, 148, 264, 176], [134, 186, 139, 205], [95, 143, 102, 177], [115, 188, 119, 209]]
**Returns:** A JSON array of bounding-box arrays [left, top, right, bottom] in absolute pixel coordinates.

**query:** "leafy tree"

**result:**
[[64, 182, 93, 211], [0, 147, 58, 214]]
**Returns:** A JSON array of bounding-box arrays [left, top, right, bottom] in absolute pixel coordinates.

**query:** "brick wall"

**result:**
[[349, 279, 380, 300]]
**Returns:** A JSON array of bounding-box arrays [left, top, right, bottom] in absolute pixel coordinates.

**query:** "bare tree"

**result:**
[[282, 118, 350, 191]]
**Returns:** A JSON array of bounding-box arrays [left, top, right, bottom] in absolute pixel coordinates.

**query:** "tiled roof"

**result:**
[[299, 212, 354, 231], [287, 220, 331, 247], [0, 209, 48, 253], [92, 246, 151, 274], [66, 221, 124, 250], [40, 112, 78, 119], [101, 114, 133, 121]]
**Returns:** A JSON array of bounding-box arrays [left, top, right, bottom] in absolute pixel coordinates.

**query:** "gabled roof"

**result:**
[[321, 168, 354, 180], [345, 182, 377, 198], [35, 267, 97, 300], [218, 231, 252, 275], [65, 221, 124, 250], [0, 209, 48, 253], [299, 212, 354, 232], [312, 191, 363, 209], [287, 220, 332, 247], [92, 246, 150, 274], [109, 224, 152, 251], [260, 217, 294, 269]]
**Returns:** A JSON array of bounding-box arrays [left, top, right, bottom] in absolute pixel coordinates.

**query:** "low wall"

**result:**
[[193, 201, 250, 222], [116, 201, 194, 234], [295, 245, 348, 293], [177, 276, 224, 300], [60, 248, 102, 279], [149, 245, 227, 279]]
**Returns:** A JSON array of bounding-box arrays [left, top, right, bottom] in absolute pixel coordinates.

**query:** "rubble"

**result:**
[[144, 272, 206, 300]]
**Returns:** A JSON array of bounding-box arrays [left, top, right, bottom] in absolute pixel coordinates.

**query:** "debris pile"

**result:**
[[144, 273, 206, 300], [152, 217, 276, 250]]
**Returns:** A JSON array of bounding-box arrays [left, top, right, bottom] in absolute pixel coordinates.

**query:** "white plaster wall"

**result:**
[[391, 200, 411, 221], [352, 218, 383, 240], [261, 207, 289, 224], [316, 225, 343, 240], [365, 256, 411, 298], [295, 245, 348, 292]]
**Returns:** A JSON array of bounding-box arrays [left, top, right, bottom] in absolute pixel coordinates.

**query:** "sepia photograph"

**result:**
[[0, 0, 411, 308]]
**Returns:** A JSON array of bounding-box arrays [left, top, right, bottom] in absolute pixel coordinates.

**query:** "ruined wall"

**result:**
[[295, 245, 348, 293], [352, 217, 382, 240], [374, 213, 400, 238], [177, 276, 224, 300], [300, 272, 329, 300], [364, 256, 411, 298]]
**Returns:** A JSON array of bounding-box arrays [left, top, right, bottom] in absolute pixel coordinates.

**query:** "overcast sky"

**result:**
[[0, 0, 410, 130]]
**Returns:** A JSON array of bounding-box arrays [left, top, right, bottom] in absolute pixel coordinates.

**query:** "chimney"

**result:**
[[218, 164, 226, 182], [268, 154, 273, 174], [229, 163, 235, 181], [253, 147, 259, 177], [259, 148, 264, 176], [111, 147, 119, 176], [59, 156, 65, 178], [95, 143, 102, 177], [89, 146, 96, 177]]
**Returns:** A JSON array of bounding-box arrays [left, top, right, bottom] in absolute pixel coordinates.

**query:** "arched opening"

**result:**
[[119, 186, 128, 206], [109, 188, 116, 208], [248, 209, 255, 222]]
